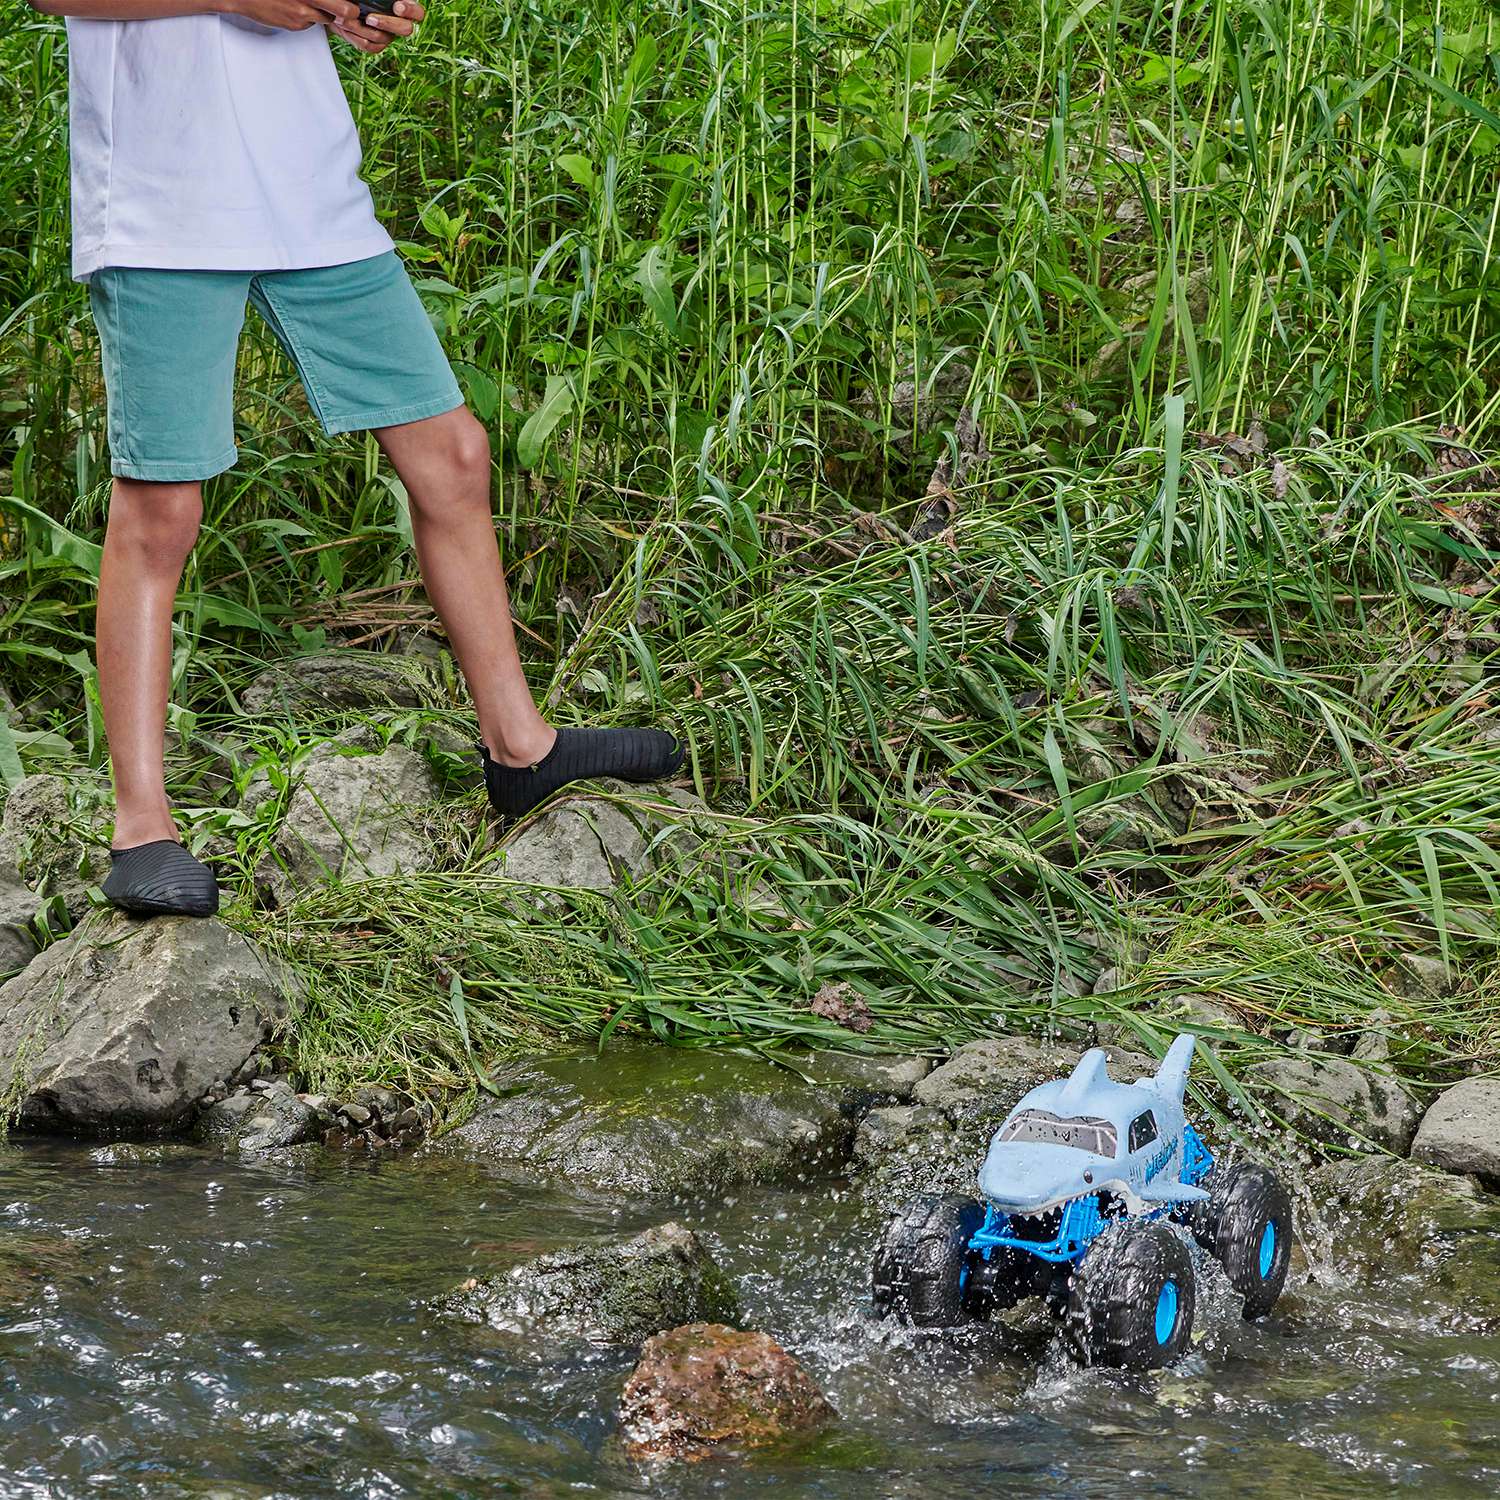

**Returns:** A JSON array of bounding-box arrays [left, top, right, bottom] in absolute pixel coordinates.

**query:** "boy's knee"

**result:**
[[405, 411, 492, 519], [109, 480, 203, 560], [447, 411, 492, 489]]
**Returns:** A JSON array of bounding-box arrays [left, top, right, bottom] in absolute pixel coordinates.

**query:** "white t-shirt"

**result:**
[[65, 15, 395, 281]]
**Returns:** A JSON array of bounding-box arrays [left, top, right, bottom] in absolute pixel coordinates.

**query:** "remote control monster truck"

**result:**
[[872, 1034, 1292, 1368]]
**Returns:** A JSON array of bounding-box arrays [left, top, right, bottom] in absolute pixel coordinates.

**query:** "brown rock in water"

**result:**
[[618, 1323, 832, 1462]]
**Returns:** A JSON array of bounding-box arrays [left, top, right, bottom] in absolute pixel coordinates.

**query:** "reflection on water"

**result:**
[[0, 1137, 1496, 1497]]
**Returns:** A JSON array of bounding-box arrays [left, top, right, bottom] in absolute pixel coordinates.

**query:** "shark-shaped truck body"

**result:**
[[873, 1034, 1292, 1368]]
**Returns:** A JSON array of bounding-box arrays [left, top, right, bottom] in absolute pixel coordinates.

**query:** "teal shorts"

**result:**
[[87, 252, 465, 482]]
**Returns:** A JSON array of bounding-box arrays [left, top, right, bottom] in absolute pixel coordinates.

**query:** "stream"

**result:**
[[2, 1137, 1497, 1497]]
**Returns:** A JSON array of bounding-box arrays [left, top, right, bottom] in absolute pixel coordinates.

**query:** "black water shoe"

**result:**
[[480, 727, 685, 820], [102, 839, 221, 918]]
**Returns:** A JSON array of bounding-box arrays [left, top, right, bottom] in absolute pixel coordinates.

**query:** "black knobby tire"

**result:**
[[1064, 1222, 1196, 1369], [1195, 1162, 1292, 1319], [872, 1194, 984, 1328]]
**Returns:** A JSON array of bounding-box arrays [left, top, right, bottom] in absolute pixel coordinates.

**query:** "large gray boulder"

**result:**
[[498, 782, 711, 891], [438, 1222, 739, 1346], [247, 729, 445, 905], [240, 651, 443, 716], [1410, 1078, 1500, 1185], [1245, 1054, 1422, 1152], [0, 833, 39, 976], [0, 911, 292, 1134], [437, 1045, 855, 1196], [1, 774, 111, 920]]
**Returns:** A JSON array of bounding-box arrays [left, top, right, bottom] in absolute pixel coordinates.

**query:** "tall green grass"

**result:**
[[2, 1, 1498, 1102]]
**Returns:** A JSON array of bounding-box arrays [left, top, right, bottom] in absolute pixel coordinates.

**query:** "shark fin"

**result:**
[[1057, 1048, 1112, 1111], [1138, 1179, 1209, 1205], [1153, 1033, 1196, 1100]]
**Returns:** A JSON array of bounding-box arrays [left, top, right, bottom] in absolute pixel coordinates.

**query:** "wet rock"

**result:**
[[1351, 1008, 1395, 1064], [0, 911, 292, 1135], [1, 773, 111, 920], [350, 1084, 399, 1118], [87, 1140, 209, 1166], [498, 783, 710, 891], [234, 1085, 323, 1155], [240, 651, 443, 716], [440, 1222, 739, 1346], [851, 1105, 951, 1168], [849, 1105, 975, 1209], [799, 1052, 933, 1109], [1309, 1156, 1500, 1317], [438, 1045, 855, 1196], [247, 729, 444, 905], [1245, 1054, 1421, 1153], [0, 833, 39, 975], [1410, 1078, 1500, 1186], [194, 1091, 261, 1143], [316, 1086, 428, 1149], [618, 1323, 833, 1461]]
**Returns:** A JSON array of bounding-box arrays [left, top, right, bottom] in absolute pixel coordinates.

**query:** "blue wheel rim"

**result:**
[[1154, 1279, 1179, 1345], [1258, 1221, 1277, 1279]]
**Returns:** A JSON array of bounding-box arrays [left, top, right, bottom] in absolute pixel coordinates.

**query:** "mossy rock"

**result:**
[[438, 1044, 855, 1196], [438, 1221, 739, 1346]]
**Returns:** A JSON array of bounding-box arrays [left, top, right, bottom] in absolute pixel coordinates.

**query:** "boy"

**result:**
[[32, 0, 684, 917]]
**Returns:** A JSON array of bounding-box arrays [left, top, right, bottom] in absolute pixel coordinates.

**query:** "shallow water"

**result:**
[[1, 1138, 1497, 1498]]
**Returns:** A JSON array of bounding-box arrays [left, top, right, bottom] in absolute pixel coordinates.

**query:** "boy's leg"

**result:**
[[97, 479, 202, 848], [374, 406, 683, 817], [95, 477, 221, 916], [374, 407, 554, 767]]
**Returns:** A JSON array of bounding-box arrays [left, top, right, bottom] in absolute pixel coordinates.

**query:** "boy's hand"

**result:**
[[329, 0, 424, 53], [221, 0, 363, 28]]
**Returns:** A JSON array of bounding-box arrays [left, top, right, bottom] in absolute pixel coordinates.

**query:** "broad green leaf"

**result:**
[[4, 496, 102, 575], [0, 719, 23, 789], [906, 30, 957, 78], [632, 242, 678, 335], [516, 376, 575, 469], [557, 154, 596, 192]]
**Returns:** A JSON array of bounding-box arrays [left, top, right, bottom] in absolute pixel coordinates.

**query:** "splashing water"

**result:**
[[0, 1139, 1497, 1496]]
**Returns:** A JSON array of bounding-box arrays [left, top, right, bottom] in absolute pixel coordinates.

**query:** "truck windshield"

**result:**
[[998, 1109, 1118, 1156]]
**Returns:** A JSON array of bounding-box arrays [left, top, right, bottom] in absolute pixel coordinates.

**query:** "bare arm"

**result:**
[[27, 0, 423, 47]]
